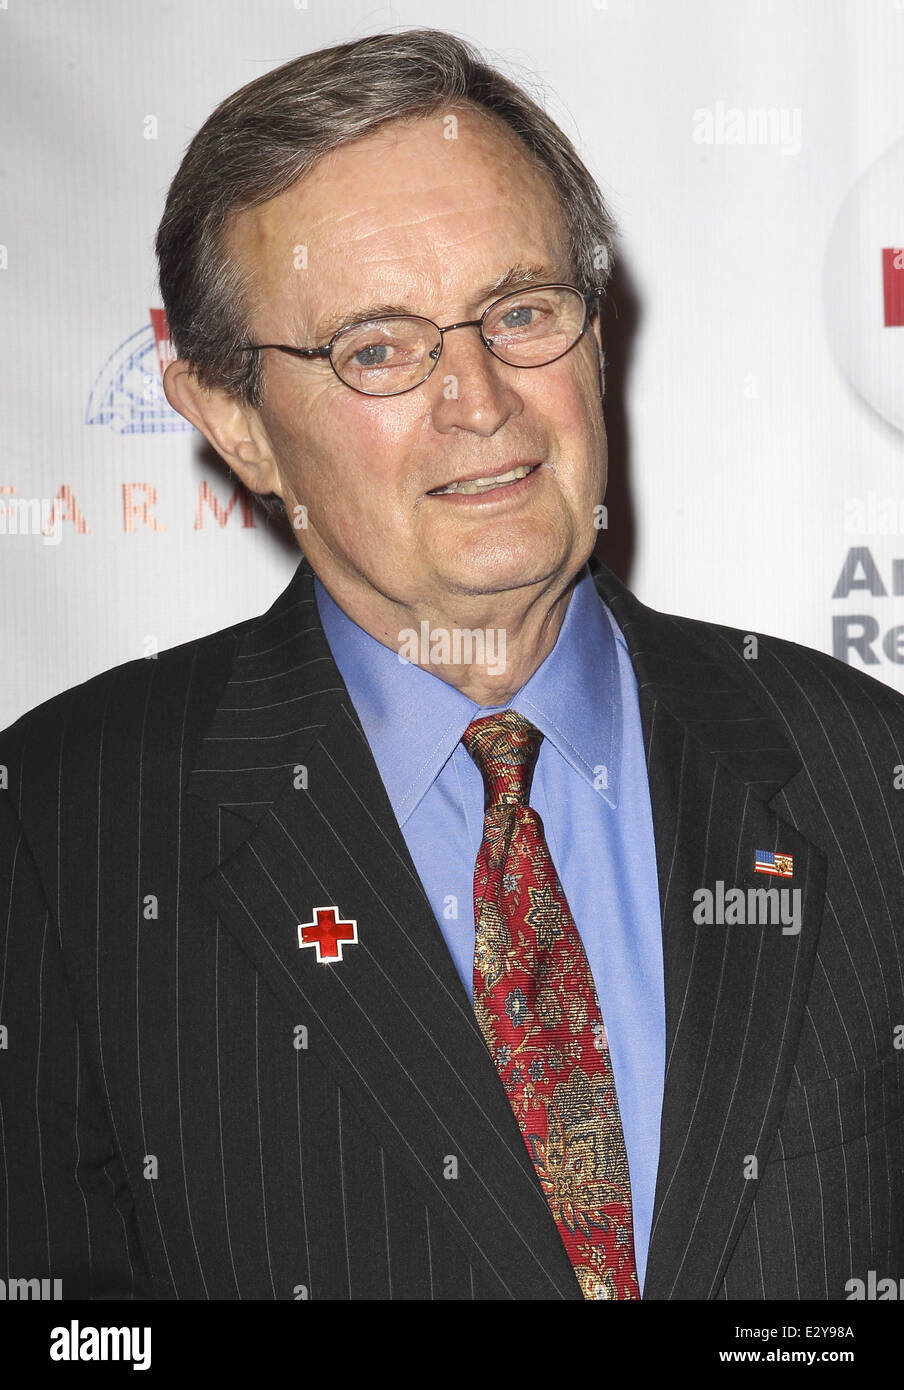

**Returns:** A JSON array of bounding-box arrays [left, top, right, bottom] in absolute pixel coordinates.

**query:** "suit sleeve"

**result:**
[[0, 795, 154, 1299]]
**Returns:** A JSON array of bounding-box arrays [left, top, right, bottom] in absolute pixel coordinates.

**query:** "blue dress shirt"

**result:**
[[314, 563, 665, 1292]]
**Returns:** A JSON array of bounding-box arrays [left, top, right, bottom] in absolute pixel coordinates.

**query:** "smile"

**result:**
[[428, 463, 541, 496]]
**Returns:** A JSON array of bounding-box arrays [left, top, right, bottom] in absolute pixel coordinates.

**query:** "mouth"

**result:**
[[427, 462, 542, 497]]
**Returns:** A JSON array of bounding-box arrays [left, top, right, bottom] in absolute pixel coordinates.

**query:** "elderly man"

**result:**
[[1, 29, 902, 1303]]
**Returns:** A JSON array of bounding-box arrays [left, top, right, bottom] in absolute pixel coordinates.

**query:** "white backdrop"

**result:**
[[2, 0, 903, 727]]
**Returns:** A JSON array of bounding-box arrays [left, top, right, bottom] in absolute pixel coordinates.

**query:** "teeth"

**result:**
[[432, 464, 535, 495]]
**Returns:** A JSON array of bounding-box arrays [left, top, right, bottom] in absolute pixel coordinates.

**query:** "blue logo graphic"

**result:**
[[86, 324, 193, 435]]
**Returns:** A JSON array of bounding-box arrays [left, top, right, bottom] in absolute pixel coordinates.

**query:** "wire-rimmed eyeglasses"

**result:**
[[237, 283, 600, 398]]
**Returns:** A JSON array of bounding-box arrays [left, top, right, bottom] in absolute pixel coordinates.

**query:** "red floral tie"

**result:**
[[462, 710, 640, 1300]]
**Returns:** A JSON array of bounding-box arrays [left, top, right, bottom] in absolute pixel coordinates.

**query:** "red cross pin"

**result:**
[[296, 905, 359, 964]]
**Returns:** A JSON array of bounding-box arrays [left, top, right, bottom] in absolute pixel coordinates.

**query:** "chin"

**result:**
[[439, 544, 575, 598]]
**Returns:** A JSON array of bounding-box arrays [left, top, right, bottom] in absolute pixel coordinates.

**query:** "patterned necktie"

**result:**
[[462, 709, 640, 1300]]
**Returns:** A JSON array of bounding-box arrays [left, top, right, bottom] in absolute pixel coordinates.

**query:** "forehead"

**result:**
[[228, 106, 572, 332]]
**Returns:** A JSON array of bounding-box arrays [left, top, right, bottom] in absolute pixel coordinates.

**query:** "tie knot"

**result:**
[[461, 710, 544, 810]]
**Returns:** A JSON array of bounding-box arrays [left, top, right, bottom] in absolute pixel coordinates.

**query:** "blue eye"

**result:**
[[499, 305, 536, 330], [353, 343, 392, 368]]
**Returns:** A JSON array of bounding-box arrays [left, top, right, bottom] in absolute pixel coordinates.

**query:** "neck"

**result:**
[[317, 565, 587, 706]]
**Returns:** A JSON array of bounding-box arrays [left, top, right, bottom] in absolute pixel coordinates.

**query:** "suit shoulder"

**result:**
[[673, 608, 904, 732], [0, 615, 251, 799]]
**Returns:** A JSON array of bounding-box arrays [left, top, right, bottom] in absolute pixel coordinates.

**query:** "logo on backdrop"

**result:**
[[824, 140, 903, 677], [86, 310, 192, 434], [824, 138, 904, 435]]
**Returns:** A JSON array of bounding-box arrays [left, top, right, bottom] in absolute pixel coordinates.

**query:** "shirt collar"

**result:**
[[314, 563, 622, 826]]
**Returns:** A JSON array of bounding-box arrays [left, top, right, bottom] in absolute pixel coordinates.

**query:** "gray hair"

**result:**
[[156, 26, 618, 416]]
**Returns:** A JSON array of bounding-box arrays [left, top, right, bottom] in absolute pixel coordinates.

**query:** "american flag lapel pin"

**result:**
[[297, 905, 359, 963], [755, 849, 794, 877]]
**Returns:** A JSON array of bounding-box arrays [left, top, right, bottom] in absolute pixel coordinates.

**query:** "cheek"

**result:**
[[273, 391, 407, 507], [300, 407, 423, 556], [325, 419, 412, 532], [538, 360, 604, 462]]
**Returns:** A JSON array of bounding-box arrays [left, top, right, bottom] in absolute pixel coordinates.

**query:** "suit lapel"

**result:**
[[591, 559, 827, 1298], [186, 558, 581, 1300]]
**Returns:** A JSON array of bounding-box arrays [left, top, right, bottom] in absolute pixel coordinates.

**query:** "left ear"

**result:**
[[162, 358, 285, 499]]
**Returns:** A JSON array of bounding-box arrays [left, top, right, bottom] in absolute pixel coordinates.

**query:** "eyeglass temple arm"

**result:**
[[240, 344, 331, 359]]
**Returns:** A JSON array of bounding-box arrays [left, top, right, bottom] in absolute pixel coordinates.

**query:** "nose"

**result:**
[[429, 322, 522, 435]]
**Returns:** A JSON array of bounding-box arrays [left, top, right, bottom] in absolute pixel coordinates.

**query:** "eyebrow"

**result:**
[[310, 262, 563, 341]]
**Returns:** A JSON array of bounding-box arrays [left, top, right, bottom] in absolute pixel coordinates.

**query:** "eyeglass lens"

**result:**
[[329, 285, 587, 395]]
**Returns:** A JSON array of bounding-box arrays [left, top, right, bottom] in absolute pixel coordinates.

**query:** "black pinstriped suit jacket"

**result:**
[[1, 555, 902, 1300]]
